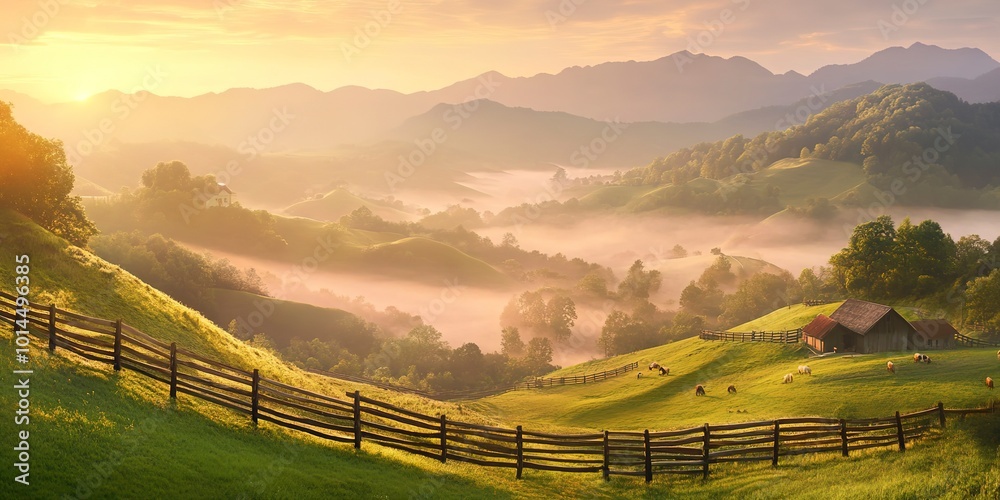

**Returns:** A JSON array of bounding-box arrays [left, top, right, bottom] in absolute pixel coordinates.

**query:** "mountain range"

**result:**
[[4, 43, 999, 208]]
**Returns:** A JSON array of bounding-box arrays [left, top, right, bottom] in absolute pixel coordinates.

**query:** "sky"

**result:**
[[1, 0, 998, 103]]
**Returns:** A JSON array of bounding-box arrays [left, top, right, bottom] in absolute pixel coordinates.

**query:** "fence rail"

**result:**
[[1, 290, 995, 484], [954, 332, 1000, 348], [700, 329, 803, 344], [308, 361, 640, 401]]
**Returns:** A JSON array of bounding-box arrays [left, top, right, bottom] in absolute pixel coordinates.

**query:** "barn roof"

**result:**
[[910, 319, 959, 340], [217, 183, 233, 194], [829, 299, 894, 335], [803, 314, 839, 339]]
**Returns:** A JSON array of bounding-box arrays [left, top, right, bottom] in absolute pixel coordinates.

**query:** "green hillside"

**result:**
[[730, 302, 845, 331], [3, 209, 1000, 497], [284, 188, 414, 222], [201, 288, 374, 352], [471, 336, 999, 432], [361, 236, 512, 287], [749, 159, 865, 206]]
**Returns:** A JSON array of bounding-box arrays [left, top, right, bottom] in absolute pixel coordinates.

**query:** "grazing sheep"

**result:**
[[659, 366, 668, 376], [914, 353, 922, 363], [727, 385, 737, 394], [649, 362, 660, 371], [921, 354, 931, 363], [887, 361, 895, 374], [798, 365, 812, 375], [987, 377, 994, 390], [695, 385, 706, 396], [833, 347, 838, 353], [783, 373, 794, 384]]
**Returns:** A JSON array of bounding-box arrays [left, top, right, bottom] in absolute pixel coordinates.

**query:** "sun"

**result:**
[[74, 92, 91, 102]]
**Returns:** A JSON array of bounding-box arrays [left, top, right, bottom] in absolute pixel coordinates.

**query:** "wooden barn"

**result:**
[[802, 299, 917, 354], [803, 314, 857, 353], [910, 319, 958, 350]]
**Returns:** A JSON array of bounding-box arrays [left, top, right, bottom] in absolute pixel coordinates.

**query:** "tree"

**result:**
[[0, 102, 96, 245], [829, 215, 897, 300], [679, 280, 724, 317], [617, 260, 662, 302], [501, 232, 519, 248], [576, 271, 609, 298], [966, 269, 1000, 332], [141, 161, 193, 191], [525, 337, 555, 374], [598, 310, 660, 357], [546, 295, 577, 342], [720, 271, 799, 327], [669, 244, 688, 259], [500, 326, 525, 358], [890, 218, 954, 295]]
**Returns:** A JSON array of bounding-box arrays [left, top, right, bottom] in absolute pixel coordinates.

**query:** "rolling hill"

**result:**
[[2, 209, 999, 497], [284, 188, 416, 222]]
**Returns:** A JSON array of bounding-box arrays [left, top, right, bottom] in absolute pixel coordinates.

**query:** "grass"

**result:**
[[471, 337, 999, 432], [730, 302, 845, 331], [750, 159, 866, 207]]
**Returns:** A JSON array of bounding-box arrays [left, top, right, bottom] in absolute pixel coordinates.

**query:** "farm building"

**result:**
[[802, 299, 917, 354], [803, 314, 857, 353], [205, 183, 234, 207], [910, 319, 958, 350]]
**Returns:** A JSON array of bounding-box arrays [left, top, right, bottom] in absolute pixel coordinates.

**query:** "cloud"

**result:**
[[1, 0, 998, 101]]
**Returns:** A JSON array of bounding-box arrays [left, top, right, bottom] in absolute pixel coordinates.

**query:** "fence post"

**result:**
[[516, 425, 524, 479], [938, 402, 946, 428], [895, 411, 906, 452], [439, 414, 447, 463], [643, 429, 652, 483], [251, 369, 260, 425], [112, 319, 123, 371], [839, 419, 848, 457], [772, 420, 780, 467], [702, 424, 711, 479], [48, 304, 56, 351], [602, 430, 610, 481], [353, 391, 362, 450], [169, 342, 177, 399]]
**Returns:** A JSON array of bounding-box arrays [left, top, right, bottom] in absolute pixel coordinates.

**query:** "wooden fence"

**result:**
[[955, 332, 1000, 348], [1, 290, 995, 483], [308, 361, 640, 401], [700, 329, 803, 344]]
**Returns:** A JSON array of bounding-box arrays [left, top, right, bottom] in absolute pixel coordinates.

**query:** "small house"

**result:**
[[802, 299, 917, 354], [909, 319, 958, 350], [205, 183, 234, 207]]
